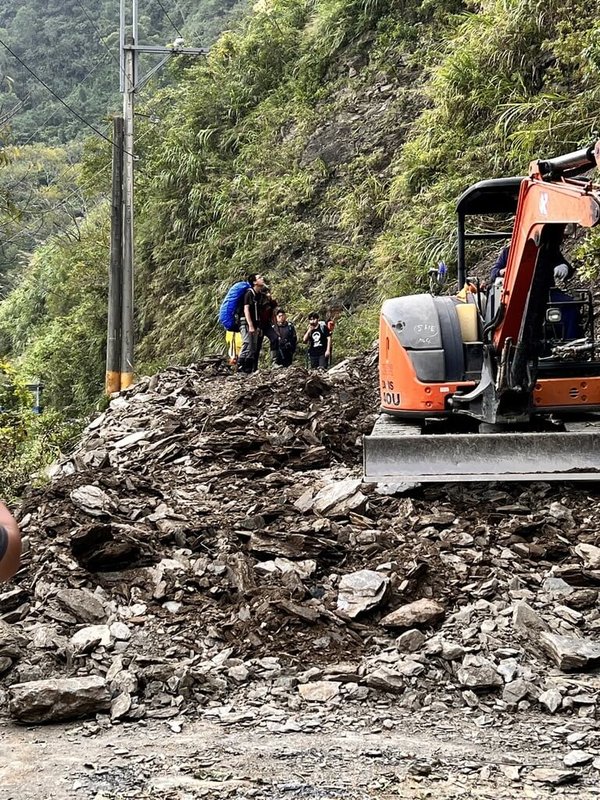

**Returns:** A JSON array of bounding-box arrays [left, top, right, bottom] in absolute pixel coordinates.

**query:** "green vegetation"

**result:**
[[0, 0, 247, 144], [3, 0, 600, 499], [0, 361, 80, 500]]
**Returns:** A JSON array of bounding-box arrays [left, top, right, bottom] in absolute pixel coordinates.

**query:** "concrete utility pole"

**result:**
[[121, 37, 135, 388], [112, 0, 208, 392], [106, 114, 124, 395]]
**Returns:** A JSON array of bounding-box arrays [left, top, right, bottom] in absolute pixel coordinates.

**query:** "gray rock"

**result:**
[[395, 629, 425, 653], [538, 687, 563, 714], [548, 501, 574, 522], [396, 658, 425, 677], [542, 577, 574, 596], [380, 599, 444, 629], [110, 670, 138, 695], [566, 589, 598, 609], [563, 750, 594, 767], [375, 482, 419, 496], [0, 620, 28, 658], [528, 768, 579, 786], [70, 485, 114, 516], [502, 679, 529, 705], [298, 680, 340, 702], [312, 479, 363, 515], [228, 665, 250, 684], [301, 119, 356, 168], [457, 655, 502, 690], [365, 667, 405, 693], [9, 676, 111, 722], [337, 569, 388, 618], [512, 601, 548, 635], [110, 692, 132, 720], [0, 657, 13, 674], [56, 588, 107, 623], [496, 658, 519, 683], [71, 624, 112, 650], [294, 488, 315, 513], [538, 631, 600, 670], [574, 543, 600, 569], [322, 663, 359, 682], [109, 621, 132, 641], [439, 639, 465, 661], [31, 625, 67, 651]]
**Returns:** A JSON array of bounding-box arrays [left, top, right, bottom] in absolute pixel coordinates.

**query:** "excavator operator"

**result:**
[[490, 242, 571, 283], [490, 241, 582, 339]]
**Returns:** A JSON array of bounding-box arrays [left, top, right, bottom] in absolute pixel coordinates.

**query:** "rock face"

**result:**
[[4, 352, 600, 727], [9, 676, 111, 722]]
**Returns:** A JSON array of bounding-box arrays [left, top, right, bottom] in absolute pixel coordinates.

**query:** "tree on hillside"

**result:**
[[0, 0, 248, 144]]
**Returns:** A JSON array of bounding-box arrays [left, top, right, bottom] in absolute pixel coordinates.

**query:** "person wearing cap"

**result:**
[[237, 273, 266, 373], [270, 308, 297, 367], [0, 501, 21, 582], [303, 311, 331, 369]]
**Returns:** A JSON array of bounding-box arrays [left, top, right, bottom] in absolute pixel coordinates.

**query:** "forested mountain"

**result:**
[[0, 0, 245, 291], [0, 0, 246, 143], [2, 0, 600, 418]]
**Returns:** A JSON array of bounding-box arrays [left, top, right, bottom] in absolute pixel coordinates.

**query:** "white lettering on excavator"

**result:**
[[413, 322, 437, 346], [539, 192, 549, 216], [383, 391, 401, 406]]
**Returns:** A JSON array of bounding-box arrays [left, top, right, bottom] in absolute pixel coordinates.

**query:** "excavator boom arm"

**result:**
[[493, 176, 600, 352]]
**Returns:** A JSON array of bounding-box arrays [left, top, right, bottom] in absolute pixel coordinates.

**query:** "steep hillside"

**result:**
[[2, 0, 600, 412]]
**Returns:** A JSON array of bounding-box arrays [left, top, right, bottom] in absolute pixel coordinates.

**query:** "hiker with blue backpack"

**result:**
[[218, 273, 266, 372], [238, 273, 266, 373]]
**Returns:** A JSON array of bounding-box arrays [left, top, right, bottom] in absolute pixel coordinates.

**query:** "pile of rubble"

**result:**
[[2, 353, 600, 737]]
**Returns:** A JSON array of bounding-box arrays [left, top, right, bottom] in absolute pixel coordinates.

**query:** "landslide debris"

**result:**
[[2, 353, 600, 732]]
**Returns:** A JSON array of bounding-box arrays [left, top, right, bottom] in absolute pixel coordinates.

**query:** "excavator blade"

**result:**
[[363, 414, 600, 483]]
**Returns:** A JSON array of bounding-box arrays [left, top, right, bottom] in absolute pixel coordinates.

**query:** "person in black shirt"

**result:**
[[270, 308, 297, 367], [0, 501, 20, 582], [237, 273, 266, 373], [303, 311, 331, 369], [254, 286, 278, 371]]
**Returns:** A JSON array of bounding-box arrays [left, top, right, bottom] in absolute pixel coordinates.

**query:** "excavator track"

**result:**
[[363, 413, 600, 483]]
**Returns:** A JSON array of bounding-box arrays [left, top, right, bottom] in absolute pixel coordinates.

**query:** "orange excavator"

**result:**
[[364, 143, 600, 481]]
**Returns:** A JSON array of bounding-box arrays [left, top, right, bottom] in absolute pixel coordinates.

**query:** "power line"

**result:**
[[73, 0, 125, 78], [1, 124, 155, 248], [1, 57, 112, 202], [1, 163, 111, 247], [0, 36, 133, 156], [0, 94, 31, 127], [154, 0, 184, 39]]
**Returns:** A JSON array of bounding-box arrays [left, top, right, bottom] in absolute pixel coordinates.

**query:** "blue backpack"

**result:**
[[218, 281, 250, 332]]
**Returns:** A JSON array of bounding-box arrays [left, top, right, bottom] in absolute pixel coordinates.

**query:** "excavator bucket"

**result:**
[[363, 414, 600, 482]]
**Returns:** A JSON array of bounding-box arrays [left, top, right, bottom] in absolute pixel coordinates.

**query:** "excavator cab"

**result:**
[[364, 144, 600, 482]]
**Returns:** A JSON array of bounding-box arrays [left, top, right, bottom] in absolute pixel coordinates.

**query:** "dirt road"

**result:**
[[2, 707, 599, 799]]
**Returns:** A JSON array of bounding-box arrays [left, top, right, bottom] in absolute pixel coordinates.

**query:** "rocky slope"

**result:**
[[1, 353, 600, 776]]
